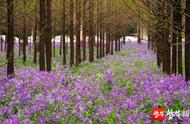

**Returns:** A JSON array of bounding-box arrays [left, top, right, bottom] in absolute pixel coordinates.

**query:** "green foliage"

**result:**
[[102, 83, 112, 95], [13, 106, 19, 114], [172, 100, 183, 111], [105, 110, 116, 124], [30, 111, 40, 124]]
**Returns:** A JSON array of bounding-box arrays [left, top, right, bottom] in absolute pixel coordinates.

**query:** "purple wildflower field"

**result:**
[[0, 42, 190, 124]]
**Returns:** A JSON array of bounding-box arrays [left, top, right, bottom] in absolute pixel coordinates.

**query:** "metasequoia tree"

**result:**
[[70, 0, 74, 66], [88, 0, 94, 62], [185, 0, 190, 81], [75, 0, 81, 66], [7, 0, 14, 76]]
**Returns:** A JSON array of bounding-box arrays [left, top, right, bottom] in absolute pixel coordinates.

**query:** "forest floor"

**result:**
[[0, 42, 190, 123]]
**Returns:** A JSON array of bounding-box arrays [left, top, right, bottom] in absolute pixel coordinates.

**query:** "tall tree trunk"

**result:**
[[7, 0, 14, 77], [185, 0, 190, 81], [96, 0, 100, 59], [89, 0, 94, 62], [102, 31, 105, 57], [39, 0, 46, 71], [121, 38, 122, 48], [115, 36, 118, 52], [46, 0, 52, 71], [176, 0, 182, 75], [156, 38, 162, 67], [108, 33, 111, 54], [62, 0, 66, 65], [163, 29, 171, 74], [82, 0, 87, 61], [100, 31, 103, 57], [172, 0, 182, 75], [111, 36, 113, 55], [96, 32, 100, 58], [123, 36, 126, 45], [5, 35, 7, 52], [137, 24, 141, 44], [29, 34, 32, 53], [60, 38, 62, 55], [18, 38, 21, 56], [0, 35, 3, 51], [99, 0, 103, 58], [76, 0, 81, 66], [172, 36, 177, 74], [147, 28, 151, 50], [53, 37, 55, 57], [118, 37, 121, 51], [23, 0, 27, 63], [106, 33, 109, 55], [33, 17, 37, 64], [83, 32, 86, 61], [70, 0, 74, 66]]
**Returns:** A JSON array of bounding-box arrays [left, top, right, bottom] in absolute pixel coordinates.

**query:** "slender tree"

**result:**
[[39, 0, 46, 71], [115, 36, 118, 52], [7, 0, 14, 77], [96, 0, 100, 59], [23, 0, 27, 63], [62, 0, 66, 65], [110, 36, 113, 55], [18, 38, 21, 56], [89, 0, 94, 62], [76, 0, 81, 66], [82, 0, 87, 61], [0, 35, 3, 51], [185, 0, 190, 81], [70, 0, 74, 66], [33, 17, 38, 64], [137, 24, 141, 44], [46, 0, 52, 71]]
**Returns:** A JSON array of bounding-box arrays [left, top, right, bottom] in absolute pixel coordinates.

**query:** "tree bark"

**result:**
[[46, 0, 52, 71], [172, 1, 181, 75], [23, 0, 27, 63], [82, 0, 87, 61], [76, 0, 81, 66], [0, 35, 3, 51], [62, 0, 66, 65], [185, 0, 190, 81], [96, 0, 100, 59], [60, 38, 62, 55], [102, 31, 105, 57], [123, 36, 126, 45], [176, 0, 182, 75], [156, 37, 162, 67], [39, 0, 46, 71], [53, 37, 55, 57], [70, 0, 74, 66], [118, 37, 121, 51], [18, 38, 21, 56], [33, 17, 37, 64], [137, 24, 141, 44], [7, 0, 14, 77], [111, 36, 113, 55], [5, 35, 7, 52], [88, 0, 94, 62], [115, 36, 118, 52]]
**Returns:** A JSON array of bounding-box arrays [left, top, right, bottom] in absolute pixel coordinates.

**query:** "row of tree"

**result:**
[[124, 0, 190, 81], [0, 0, 134, 77]]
